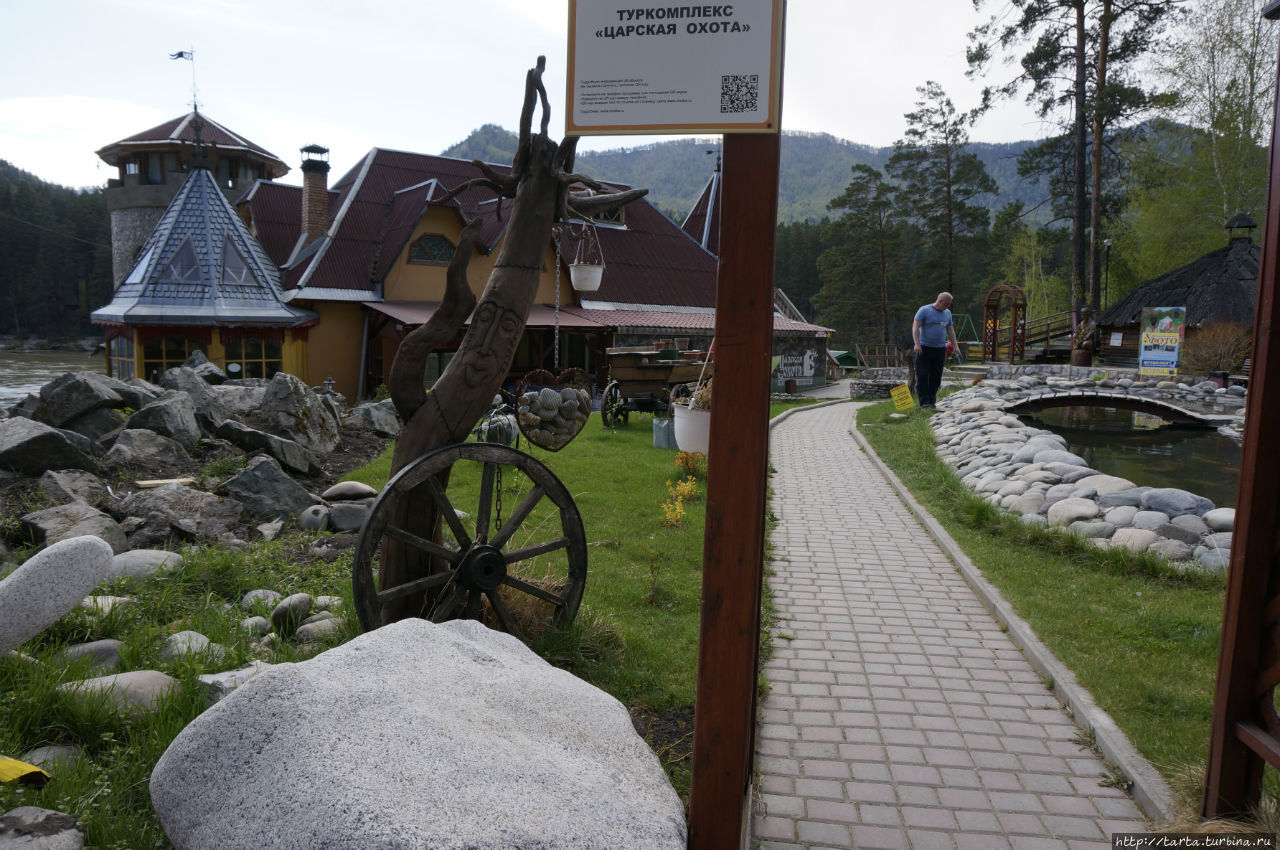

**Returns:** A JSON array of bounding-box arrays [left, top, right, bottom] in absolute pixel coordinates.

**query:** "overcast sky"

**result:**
[[0, 0, 1053, 189]]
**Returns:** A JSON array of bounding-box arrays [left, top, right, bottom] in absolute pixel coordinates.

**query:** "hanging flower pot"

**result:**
[[569, 262, 604, 292], [514, 367, 594, 451]]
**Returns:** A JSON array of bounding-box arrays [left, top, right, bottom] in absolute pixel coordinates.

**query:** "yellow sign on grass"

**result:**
[[890, 383, 915, 411]]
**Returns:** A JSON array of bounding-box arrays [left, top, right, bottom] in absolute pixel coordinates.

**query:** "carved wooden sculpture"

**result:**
[[371, 57, 647, 624]]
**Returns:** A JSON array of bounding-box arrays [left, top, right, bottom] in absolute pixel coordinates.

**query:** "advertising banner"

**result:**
[[566, 0, 784, 135], [1139, 307, 1187, 377]]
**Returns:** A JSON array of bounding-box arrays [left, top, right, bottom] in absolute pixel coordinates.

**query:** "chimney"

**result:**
[[300, 144, 330, 243]]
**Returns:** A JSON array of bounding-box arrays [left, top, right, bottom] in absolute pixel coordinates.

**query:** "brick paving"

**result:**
[[754, 402, 1148, 849]]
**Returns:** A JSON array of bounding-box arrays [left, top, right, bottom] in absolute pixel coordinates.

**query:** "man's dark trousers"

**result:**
[[916, 346, 947, 407]]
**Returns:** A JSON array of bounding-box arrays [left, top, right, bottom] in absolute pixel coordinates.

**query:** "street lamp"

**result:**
[[1103, 239, 1112, 310]]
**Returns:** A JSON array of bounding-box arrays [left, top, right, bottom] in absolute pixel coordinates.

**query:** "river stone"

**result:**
[[39, 469, 107, 507], [996, 480, 1028, 498], [1170, 514, 1211, 537], [295, 618, 341, 643], [1204, 531, 1234, 551], [1099, 488, 1150, 508], [62, 639, 124, 673], [1073, 474, 1136, 496], [109, 549, 183, 586], [20, 501, 127, 555], [198, 660, 273, 706], [1111, 528, 1159, 552], [1043, 462, 1087, 478], [21, 744, 86, 774], [271, 593, 313, 632], [149, 618, 685, 850], [1018, 470, 1060, 485], [80, 595, 134, 615], [125, 392, 202, 449], [59, 670, 178, 715], [1104, 506, 1138, 527], [240, 616, 271, 636], [102, 428, 193, 471], [1047, 497, 1100, 527], [1156, 523, 1202, 546], [241, 589, 282, 611], [327, 501, 371, 533], [0, 417, 99, 475], [1069, 521, 1115, 539], [298, 505, 330, 531], [1199, 550, 1231, 572], [320, 481, 378, 501], [1203, 508, 1235, 532], [161, 631, 225, 663], [1141, 487, 1213, 517], [1149, 539, 1195, 562], [0, 806, 84, 849], [1010, 492, 1046, 516], [1021, 513, 1048, 527], [1132, 510, 1171, 531], [1059, 467, 1101, 484], [1032, 449, 1088, 467]]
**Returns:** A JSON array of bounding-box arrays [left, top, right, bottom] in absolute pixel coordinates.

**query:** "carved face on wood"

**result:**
[[462, 301, 523, 389]]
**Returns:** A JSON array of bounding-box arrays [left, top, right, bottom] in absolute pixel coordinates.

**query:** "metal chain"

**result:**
[[553, 243, 562, 371], [495, 463, 503, 532]]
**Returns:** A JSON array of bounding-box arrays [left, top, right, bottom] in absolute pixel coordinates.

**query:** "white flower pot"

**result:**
[[672, 403, 711, 455]]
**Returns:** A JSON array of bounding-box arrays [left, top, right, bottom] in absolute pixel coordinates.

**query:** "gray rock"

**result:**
[[321, 481, 379, 501], [1069, 521, 1115, 539], [314, 596, 343, 611], [214, 420, 319, 476], [161, 631, 225, 663], [298, 505, 330, 532], [20, 502, 126, 555], [1156, 523, 1202, 546], [35, 371, 124, 428], [1170, 514, 1210, 537], [1032, 449, 1088, 467], [342, 399, 402, 437], [209, 382, 267, 418], [62, 639, 124, 673], [1132, 510, 1172, 531], [1059, 466, 1102, 484], [271, 592, 313, 632], [1141, 487, 1214, 517], [0, 417, 99, 475], [1047, 497, 1101, 527], [102, 429, 193, 471], [240, 616, 271, 635], [1204, 531, 1234, 551], [61, 406, 126, 442], [80, 595, 134, 615], [181, 350, 228, 386], [198, 660, 273, 705], [1199, 550, 1231, 572], [124, 393, 201, 449], [38, 470, 107, 507], [1098, 487, 1151, 508], [20, 745, 85, 775], [58, 670, 178, 715], [996, 480, 1028, 498], [1203, 508, 1235, 532], [109, 549, 183, 586], [1072, 474, 1136, 496], [1149, 539, 1195, 562], [241, 589, 283, 611], [327, 501, 371, 533], [149, 619, 685, 849], [0, 806, 84, 849], [1111, 528, 1158, 552], [119, 484, 243, 543], [160, 366, 229, 434], [257, 519, 284, 541], [252, 372, 341, 453], [1104, 506, 1138, 527], [1010, 491, 1046, 516], [219, 456, 314, 520], [295, 618, 341, 643]]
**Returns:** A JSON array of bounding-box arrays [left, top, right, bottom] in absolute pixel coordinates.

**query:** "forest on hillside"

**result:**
[[0, 161, 112, 339]]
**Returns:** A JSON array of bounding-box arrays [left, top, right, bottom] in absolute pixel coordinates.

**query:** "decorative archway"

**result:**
[[983, 284, 1028, 363]]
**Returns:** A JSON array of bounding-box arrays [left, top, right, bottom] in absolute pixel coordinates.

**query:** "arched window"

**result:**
[[408, 234, 455, 266]]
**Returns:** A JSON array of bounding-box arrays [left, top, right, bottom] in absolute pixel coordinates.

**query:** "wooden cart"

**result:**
[[600, 345, 713, 426]]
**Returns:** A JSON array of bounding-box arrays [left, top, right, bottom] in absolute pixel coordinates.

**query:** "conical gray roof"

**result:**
[[1098, 239, 1259, 328], [91, 168, 316, 327]]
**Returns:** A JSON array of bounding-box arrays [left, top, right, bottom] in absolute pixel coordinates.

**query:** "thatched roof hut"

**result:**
[[1097, 217, 1260, 367]]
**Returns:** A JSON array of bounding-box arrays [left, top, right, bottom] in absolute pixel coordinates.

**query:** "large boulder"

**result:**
[[0, 417, 99, 475], [215, 420, 319, 476], [342, 399, 402, 438], [182, 350, 228, 385], [61, 406, 127, 442], [0, 536, 115, 654], [161, 366, 229, 433], [102, 429, 194, 472], [119, 484, 244, 542], [218, 456, 315, 520], [39, 470, 108, 507], [125, 393, 201, 449], [1140, 487, 1214, 518], [251, 373, 340, 453], [210, 382, 267, 418], [21, 501, 127, 554], [150, 619, 685, 849], [35, 371, 123, 428]]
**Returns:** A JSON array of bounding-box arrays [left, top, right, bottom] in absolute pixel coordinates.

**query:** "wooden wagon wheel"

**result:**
[[600, 380, 628, 427], [352, 442, 587, 641]]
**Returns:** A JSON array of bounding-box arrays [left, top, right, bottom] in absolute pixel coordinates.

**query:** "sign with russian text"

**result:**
[[566, 0, 784, 135], [1139, 306, 1187, 377], [890, 383, 915, 411]]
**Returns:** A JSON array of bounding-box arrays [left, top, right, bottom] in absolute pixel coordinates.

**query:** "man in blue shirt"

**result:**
[[912, 292, 959, 408]]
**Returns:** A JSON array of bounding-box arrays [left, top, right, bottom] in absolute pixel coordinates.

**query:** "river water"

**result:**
[[0, 350, 106, 407], [1020, 405, 1242, 509]]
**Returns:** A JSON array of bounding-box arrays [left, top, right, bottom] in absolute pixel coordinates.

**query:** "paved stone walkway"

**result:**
[[753, 402, 1149, 849]]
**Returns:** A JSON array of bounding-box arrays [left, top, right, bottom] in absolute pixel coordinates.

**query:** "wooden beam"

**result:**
[[687, 131, 781, 849], [1202, 30, 1280, 819]]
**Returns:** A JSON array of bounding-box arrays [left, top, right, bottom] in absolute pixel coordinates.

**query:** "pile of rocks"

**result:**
[[0, 355, 398, 566], [933, 380, 1237, 571]]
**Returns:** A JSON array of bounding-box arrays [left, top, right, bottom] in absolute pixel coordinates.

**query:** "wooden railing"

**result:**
[[851, 343, 908, 369], [1024, 310, 1076, 351]]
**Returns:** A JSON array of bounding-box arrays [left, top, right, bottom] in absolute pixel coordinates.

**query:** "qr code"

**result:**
[[720, 74, 759, 113]]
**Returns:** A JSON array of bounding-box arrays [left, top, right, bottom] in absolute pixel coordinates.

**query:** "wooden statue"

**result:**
[[376, 57, 647, 623]]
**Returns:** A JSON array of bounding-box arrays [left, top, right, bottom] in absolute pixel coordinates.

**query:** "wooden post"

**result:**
[[687, 132, 781, 848], [1202, 0, 1280, 818]]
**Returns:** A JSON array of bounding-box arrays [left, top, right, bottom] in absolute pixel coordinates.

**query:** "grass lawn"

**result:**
[[857, 398, 1226, 785]]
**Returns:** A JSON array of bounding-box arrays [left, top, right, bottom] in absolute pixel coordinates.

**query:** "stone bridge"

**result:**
[[1000, 385, 1240, 427]]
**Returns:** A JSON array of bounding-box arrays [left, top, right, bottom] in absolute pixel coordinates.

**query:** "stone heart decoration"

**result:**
[[514, 368, 594, 452]]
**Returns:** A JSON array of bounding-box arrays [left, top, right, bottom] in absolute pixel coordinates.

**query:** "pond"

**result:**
[[0, 349, 104, 407], [1018, 405, 1242, 509]]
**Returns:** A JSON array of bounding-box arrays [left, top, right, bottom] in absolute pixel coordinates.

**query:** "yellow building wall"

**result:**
[[381, 209, 570, 306], [297, 303, 366, 400]]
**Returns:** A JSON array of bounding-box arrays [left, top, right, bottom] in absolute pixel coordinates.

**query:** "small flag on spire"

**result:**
[[170, 50, 192, 60]]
